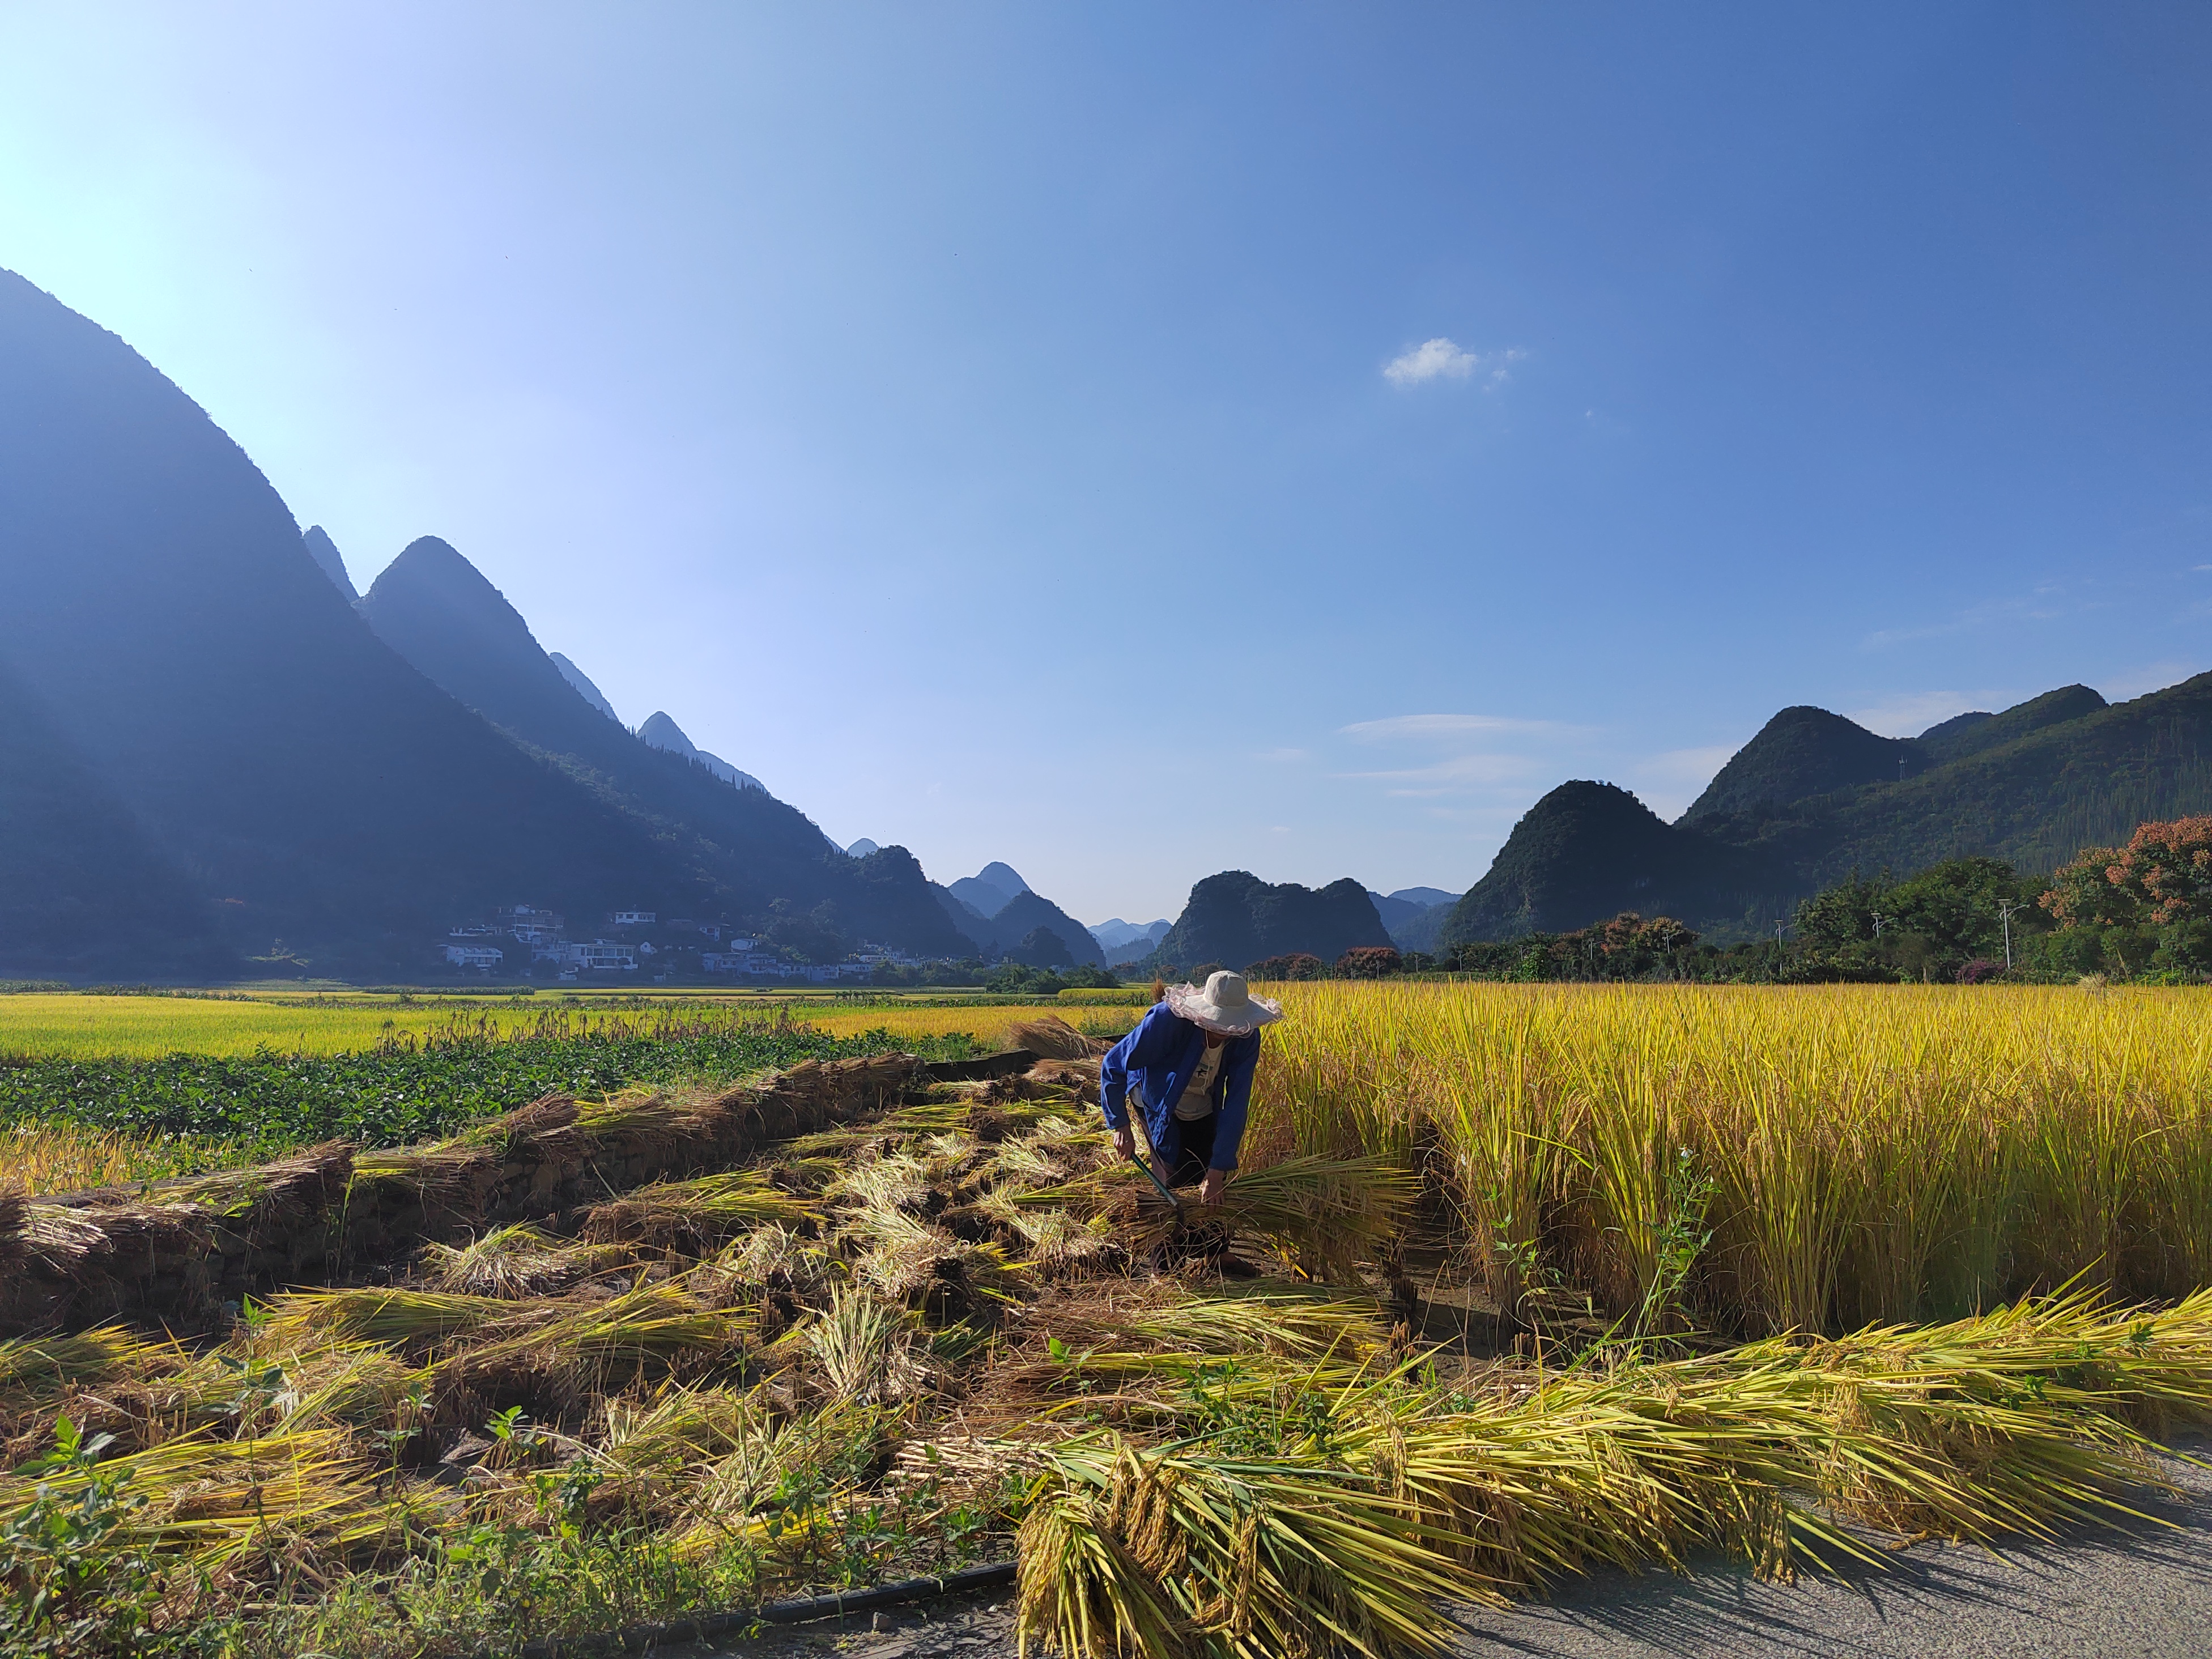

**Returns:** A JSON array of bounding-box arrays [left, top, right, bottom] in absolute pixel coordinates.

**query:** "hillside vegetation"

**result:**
[[1151, 871, 1394, 974], [0, 272, 974, 980], [1444, 675, 2212, 944]]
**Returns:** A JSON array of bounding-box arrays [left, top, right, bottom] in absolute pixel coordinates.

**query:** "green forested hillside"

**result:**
[[1445, 677, 2212, 945], [1680, 706, 1912, 822], [1155, 871, 1394, 971], [1441, 782, 1792, 946], [1707, 673, 2212, 884], [1915, 684, 2106, 765]]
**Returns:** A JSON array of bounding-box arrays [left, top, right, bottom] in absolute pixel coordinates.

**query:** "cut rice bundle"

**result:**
[[1016, 1433, 1470, 1659], [262, 1287, 519, 1347], [1005, 1017, 1108, 1062], [1011, 1287, 2212, 1656], [794, 1286, 933, 1403], [581, 1171, 818, 1250], [418, 1223, 628, 1297], [432, 1282, 757, 1409], [0, 1424, 447, 1569], [0, 1324, 176, 1412]]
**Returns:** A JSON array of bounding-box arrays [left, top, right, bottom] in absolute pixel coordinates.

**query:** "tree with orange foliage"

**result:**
[[2042, 816, 2212, 974]]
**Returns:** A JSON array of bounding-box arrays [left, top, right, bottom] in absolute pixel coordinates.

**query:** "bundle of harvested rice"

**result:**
[[1017, 1433, 1469, 1659], [1011, 1287, 2212, 1657], [1006, 1016, 1108, 1062], [264, 1287, 518, 1347], [581, 1171, 817, 1249], [418, 1223, 626, 1297]]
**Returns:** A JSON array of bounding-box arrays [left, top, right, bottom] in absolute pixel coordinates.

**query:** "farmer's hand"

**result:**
[[1113, 1125, 1135, 1161], [1201, 1169, 1228, 1210]]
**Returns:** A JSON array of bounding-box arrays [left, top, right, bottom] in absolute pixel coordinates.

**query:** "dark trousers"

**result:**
[[1169, 1111, 1218, 1187]]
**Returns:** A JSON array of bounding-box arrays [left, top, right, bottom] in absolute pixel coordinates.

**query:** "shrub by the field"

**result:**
[[1333, 946, 1402, 979], [1246, 953, 1325, 981]]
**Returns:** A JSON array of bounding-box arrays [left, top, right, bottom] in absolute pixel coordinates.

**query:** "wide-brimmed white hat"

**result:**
[[1164, 969, 1283, 1036]]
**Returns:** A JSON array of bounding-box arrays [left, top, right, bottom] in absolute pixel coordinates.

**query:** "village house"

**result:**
[[561, 940, 638, 971]]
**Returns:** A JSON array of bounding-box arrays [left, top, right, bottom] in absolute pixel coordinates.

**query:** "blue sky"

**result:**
[[4, 4, 2208, 922]]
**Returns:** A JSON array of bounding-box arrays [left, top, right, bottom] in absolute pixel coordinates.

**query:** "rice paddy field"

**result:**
[[6, 983, 2212, 1657], [0, 991, 1129, 1061]]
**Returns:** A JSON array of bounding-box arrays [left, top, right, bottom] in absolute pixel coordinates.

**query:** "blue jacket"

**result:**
[[1098, 1001, 1262, 1172]]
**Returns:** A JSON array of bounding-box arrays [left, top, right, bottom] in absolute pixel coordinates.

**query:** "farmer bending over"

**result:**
[[1099, 969, 1283, 1210]]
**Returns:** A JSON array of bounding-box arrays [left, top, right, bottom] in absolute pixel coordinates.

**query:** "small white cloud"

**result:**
[[1340, 713, 1569, 740], [1383, 338, 1479, 386], [2101, 661, 2198, 701], [1336, 753, 1546, 794], [1626, 745, 1739, 820], [1844, 692, 1991, 738], [1862, 587, 2081, 651]]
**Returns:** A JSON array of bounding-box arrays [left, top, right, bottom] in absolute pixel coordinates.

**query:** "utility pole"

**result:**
[[1871, 911, 1886, 939], [1997, 899, 2019, 971]]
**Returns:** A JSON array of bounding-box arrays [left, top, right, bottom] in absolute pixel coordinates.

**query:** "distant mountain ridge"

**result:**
[[0, 268, 965, 975], [636, 711, 764, 793], [1090, 917, 1171, 959], [0, 269, 734, 976], [302, 525, 358, 602], [1440, 678, 2212, 946], [1366, 886, 1458, 952], [358, 536, 963, 958], [1155, 872, 1393, 972], [948, 862, 1030, 917], [928, 862, 1102, 965], [550, 653, 620, 721]]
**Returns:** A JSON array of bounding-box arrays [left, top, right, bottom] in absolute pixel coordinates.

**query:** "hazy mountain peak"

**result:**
[[1088, 916, 1172, 956], [637, 709, 764, 792], [550, 652, 619, 721], [302, 525, 357, 602], [845, 838, 880, 857], [368, 537, 534, 643], [638, 711, 695, 752], [948, 861, 1030, 917], [976, 861, 1029, 897]]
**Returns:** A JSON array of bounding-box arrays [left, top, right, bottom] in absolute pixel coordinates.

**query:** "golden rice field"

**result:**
[[9, 986, 2212, 1656], [0, 993, 1110, 1061], [1249, 981, 2212, 1336]]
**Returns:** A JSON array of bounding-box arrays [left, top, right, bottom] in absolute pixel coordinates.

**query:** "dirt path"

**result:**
[[696, 1441, 2212, 1659]]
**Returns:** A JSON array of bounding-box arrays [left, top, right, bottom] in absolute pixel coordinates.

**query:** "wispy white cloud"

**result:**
[[2101, 660, 2202, 702], [1339, 712, 1575, 740], [1382, 339, 1526, 389], [1626, 744, 1738, 821], [1337, 753, 1545, 796], [1844, 691, 1994, 738], [1860, 585, 2075, 650]]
